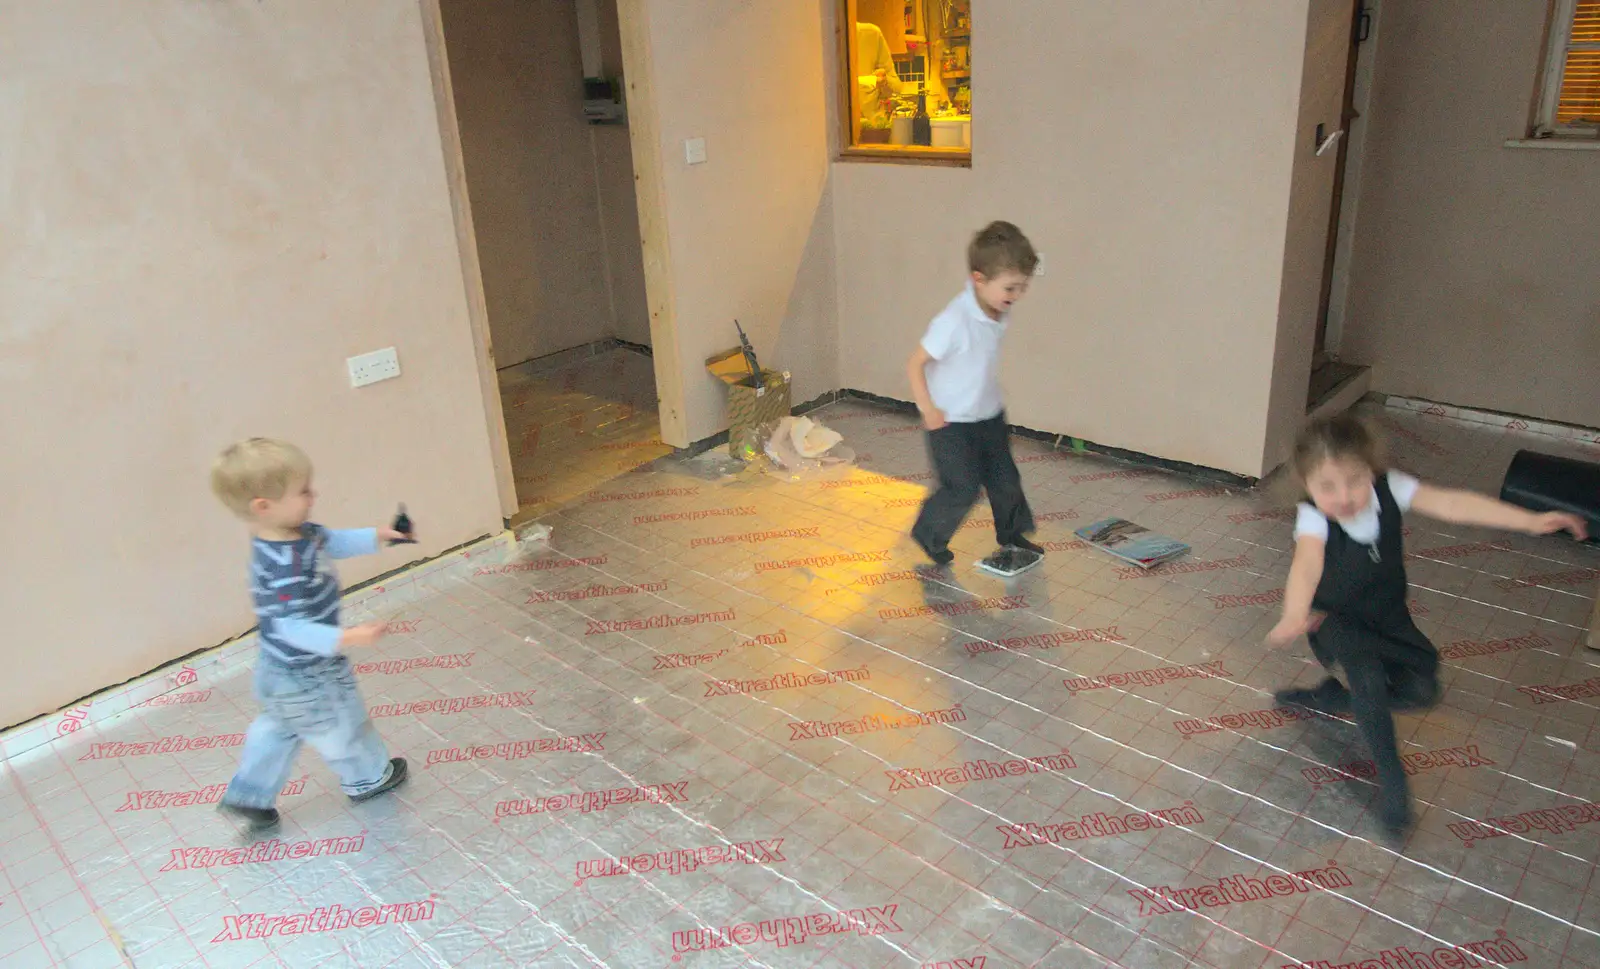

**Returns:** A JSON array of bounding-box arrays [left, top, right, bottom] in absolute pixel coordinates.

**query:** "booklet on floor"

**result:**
[[1074, 518, 1190, 569]]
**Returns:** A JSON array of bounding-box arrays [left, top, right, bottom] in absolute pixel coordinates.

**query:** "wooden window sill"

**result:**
[[1503, 138, 1600, 151], [837, 146, 971, 168]]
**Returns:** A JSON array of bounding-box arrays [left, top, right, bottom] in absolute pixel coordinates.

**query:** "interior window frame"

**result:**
[[836, 0, 973, 168]]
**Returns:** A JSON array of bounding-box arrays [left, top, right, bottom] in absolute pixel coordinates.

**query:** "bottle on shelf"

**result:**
[[912, 92, 931, 146]]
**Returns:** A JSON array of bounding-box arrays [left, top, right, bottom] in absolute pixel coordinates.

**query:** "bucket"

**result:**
[[930, 116, 970, 149]]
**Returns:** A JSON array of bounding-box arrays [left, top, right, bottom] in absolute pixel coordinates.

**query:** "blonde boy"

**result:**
[[209, 438, 410, 833]]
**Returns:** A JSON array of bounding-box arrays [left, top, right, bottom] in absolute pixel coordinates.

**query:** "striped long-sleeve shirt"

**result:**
[[249, 523, 378, 665]]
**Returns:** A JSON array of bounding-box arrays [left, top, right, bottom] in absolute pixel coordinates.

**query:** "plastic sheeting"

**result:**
[[3, 400, 1599, 968]]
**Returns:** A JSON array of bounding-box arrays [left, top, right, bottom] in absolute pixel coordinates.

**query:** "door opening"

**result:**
[[426, 0, 667, 523], [1308, 0, 1373, 408]]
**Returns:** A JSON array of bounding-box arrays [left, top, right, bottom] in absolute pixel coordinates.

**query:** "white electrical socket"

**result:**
[[347, 347, 401, 388], [1035, 252, 1046, 277], [685, 137, 707, 165]]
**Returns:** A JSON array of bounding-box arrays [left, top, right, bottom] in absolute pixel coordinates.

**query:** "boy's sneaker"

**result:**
[[1010, 537, 1046, 556], [1273, 677, 1352, 716], [217, 802, 281, 836], [350, 757, 409, 803]]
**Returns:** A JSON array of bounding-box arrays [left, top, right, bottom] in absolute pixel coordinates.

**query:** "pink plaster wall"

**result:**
[[831, 1, 1314, 477], [0, 0, 505, 728]]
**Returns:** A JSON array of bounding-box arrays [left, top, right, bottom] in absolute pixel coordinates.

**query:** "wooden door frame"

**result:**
[[419, 0, 690, 499], [615, 0, 690, 448], [1311, 0, 1369, 369], [419, 0, 517, 519]]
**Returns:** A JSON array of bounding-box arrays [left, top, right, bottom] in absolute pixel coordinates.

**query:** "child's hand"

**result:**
[[1529, 511, 1588, 541], [920, 407, 948, 431], [378, 526, 415, 544], [342, 621, 387, 648]]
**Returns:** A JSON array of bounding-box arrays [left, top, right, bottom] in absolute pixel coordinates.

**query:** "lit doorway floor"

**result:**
[[498, 341, 669, 521], [3, 402, 1598, 968]]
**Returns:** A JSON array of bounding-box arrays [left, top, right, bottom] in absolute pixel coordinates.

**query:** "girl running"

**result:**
[[1267, 414, 1585, 836]]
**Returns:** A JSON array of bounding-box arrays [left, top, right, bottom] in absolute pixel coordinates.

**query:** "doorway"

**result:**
[[1307, 0, 1374, 408], [427, 0, 666, 522]]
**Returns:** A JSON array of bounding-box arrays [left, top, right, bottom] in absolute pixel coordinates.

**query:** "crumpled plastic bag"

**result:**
[[790, 416, 843, 457], [498, 523, 551, 561], [516, 523, 552, 546], [763, 416, 854, 477]]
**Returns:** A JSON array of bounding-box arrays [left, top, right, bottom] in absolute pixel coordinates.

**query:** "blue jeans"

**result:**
[[223, 655, 391, 809]]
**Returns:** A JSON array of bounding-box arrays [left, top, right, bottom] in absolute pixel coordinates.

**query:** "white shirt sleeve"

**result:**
[[920, 312, 960, 361], [1293, 503, 1330, 541], [1386, 470, 1420, 512]]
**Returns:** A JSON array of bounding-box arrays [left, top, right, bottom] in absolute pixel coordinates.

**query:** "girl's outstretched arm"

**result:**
[[1410, 483, 1588, 539], [1268, 536, 1326, 648]]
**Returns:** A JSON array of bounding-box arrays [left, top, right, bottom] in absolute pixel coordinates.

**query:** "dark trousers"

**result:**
[[1310, 615, 1440, 819], [911, 414, 1035, 556]]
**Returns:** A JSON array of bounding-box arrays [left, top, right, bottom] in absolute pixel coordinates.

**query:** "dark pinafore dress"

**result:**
[[1307, 472, 1439, 706]]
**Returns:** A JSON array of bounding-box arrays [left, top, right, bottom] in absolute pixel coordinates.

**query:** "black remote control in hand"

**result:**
[[389, 503, 417, 545]]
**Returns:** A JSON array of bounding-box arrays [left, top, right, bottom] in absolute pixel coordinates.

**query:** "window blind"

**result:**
[[1557, 0, 1600, 123]]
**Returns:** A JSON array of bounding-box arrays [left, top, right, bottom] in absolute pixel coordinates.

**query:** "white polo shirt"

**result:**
[[920, 284, 1007, 423]]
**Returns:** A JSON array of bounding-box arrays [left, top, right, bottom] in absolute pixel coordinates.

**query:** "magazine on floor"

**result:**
[[1074, 517, 1190, 569]]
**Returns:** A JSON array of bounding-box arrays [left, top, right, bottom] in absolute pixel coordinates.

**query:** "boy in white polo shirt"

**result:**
[[906, 221, 1042, 569]]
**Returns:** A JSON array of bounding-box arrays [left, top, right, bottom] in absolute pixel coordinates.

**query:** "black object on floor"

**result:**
[[976, 546, 1043, 577], [1499, 449, 1600, 542]]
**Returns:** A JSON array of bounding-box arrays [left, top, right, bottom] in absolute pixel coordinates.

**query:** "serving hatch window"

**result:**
[[842, 0, 972, 163]]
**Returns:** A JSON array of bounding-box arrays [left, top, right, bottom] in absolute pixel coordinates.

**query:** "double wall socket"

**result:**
[[348, 347, 401, 388]]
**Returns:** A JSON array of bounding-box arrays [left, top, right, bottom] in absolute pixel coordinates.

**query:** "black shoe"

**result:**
[[1387, 693, 1437, 713], [350, 757, 409, 803], [217, 802, 281, 835], [1010, 537, 1046, 556], [1387, 674, 1440, 713], [914, 538, 955, 566], [1274, 677, 1352, 716]]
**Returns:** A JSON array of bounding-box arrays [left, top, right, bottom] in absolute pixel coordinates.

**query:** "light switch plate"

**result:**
[[685, 137, 707, 165], [348, 347, 401, 388]]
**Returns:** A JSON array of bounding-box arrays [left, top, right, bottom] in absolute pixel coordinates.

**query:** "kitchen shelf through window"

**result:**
[[841, 0, 972, 163]]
